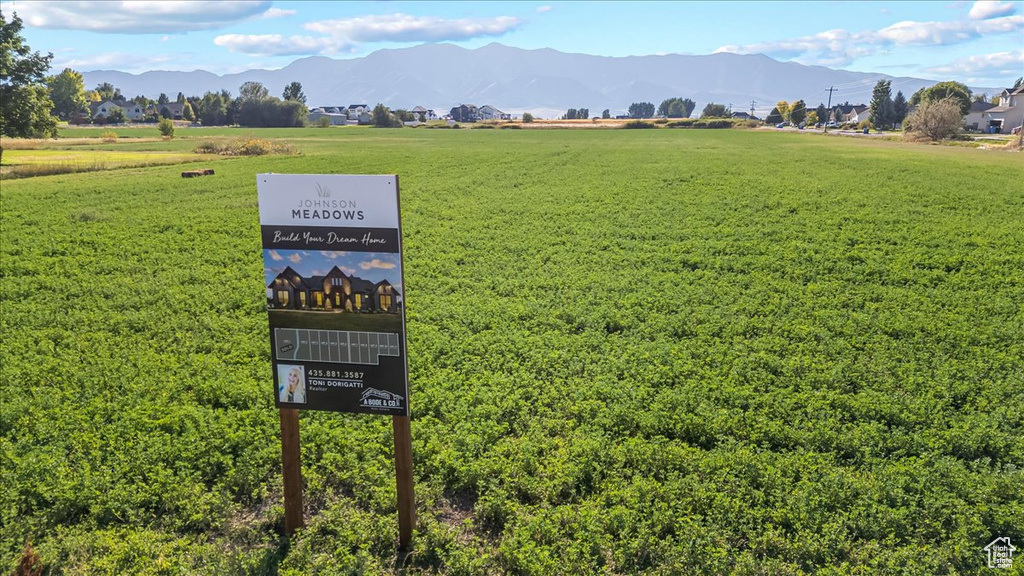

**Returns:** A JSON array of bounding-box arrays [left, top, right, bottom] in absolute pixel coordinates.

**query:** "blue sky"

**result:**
[[2, 1, 1022, 86]]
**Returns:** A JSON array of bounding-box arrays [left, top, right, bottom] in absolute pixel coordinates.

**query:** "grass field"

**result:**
[[1, 126, 1022, 575]]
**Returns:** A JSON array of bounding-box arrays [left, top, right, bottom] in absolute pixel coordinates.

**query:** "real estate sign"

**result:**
[[257, 174, 409, 415]]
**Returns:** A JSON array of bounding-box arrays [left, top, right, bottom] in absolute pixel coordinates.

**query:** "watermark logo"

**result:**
[[985, 537, 1016, 569], [360, 387, 404, 410], [316, 182, 331, 198]]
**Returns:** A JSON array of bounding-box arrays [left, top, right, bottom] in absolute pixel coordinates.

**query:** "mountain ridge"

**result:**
[[81, 43, 978, 117]]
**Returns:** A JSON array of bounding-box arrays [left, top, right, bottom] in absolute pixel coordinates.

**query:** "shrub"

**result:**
[[473, 124, 496, 129], [500, 123, 521, 129], [903, 96, 964, 142], [693, 119, 732, 129], [622, 120, 655, 129], [192, 137, 294, 156], [654, 118, 669, 125], [158, 118, 175, 138], [522, 113, 534, 123], [666, 118, 697, 128], [235, 138, 273, 156], [317, 116, 331, 128], [100, 130, 118, 143]]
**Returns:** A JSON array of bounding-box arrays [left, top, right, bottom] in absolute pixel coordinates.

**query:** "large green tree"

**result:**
[[47, 67, 88, 120], [658, 97, 696, 118], [282, 81, 306, 104], [239, 81, 269, 102], [893, 91, 908, 127], [628, 102, 655, 118], [1, 11, 58, 163], [701, 102, 728, 118], [868, 80, 894, 129], [790, 99, 807, 125], [910, 81, 972, 116], [94, 82, 122, 102]]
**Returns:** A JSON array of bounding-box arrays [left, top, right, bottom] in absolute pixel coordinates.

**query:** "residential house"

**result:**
[[267, 266, 400, 313], [151, 102, 186, 120], [449, 104, 479, 123], [478, 105, 510, 121], [965, 100, 995, 132], [410, 106, 437, 121], [90, 100, 146, 121], [981, 86, 1024, 133], [348, 104, 369, 116], [846, 105, 870, 124], [308, 107, 348, 125], [830, 104, 857, 123], [731, 111, 758, 121]]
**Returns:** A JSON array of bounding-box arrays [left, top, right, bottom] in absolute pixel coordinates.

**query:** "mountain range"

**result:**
[[81, 43, 975, 118]]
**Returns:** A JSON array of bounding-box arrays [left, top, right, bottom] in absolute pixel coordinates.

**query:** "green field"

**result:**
[[2, 127, 1022, 575]]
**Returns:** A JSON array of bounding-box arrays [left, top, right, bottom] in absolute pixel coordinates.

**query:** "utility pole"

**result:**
[[824, 86, 836, 133], [750, 99, 756, 119]]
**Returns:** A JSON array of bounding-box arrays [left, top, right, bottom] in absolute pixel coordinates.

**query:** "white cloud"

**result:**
[[211, 12, 522, 57], [305, 13, 521, 44], [537, 5, 553, 13], [715, 14, 1024, 67], [54, 51, 185, 73], [969, 0, 1018, 20], [923, 49, 1024, 81], [359, 258, 396, 270], [12, 1, 273, 34], [288, 253, 302, 263], [269, 250, 284, 261], [262, 7, 296, 19], [319, 251, 349, 259], [214, 34, 346, 56]]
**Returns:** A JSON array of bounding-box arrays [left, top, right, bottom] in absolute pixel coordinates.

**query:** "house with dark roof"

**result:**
[[846, 105, 870, 124], [268, 266, 400, 313], [965, 100, 995, 132], [150, 102, 186, 120], [830, 104, 858, 123], [449, 104, 479, 123], [981, 85, 1024, 133]]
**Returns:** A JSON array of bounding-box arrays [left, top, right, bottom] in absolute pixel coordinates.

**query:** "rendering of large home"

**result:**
[[268, 265, 400, 313]]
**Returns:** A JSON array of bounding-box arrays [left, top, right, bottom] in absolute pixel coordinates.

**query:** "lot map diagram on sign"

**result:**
[[257, 174, 409, 416]]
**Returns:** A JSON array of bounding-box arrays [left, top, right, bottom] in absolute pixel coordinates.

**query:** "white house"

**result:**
[[410, 106, 437, 121], [478, 105, 510, 121], [981, 86, 1024, 133], [308, 108, 347, 126], [965, 100, 995, 132], [90, 100, 146, 121], [846, 105, 870, 124]]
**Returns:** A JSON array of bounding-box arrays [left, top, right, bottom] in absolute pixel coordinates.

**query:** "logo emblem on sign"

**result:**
[[986, 537, 1016, 569], [316, 182, 331, 198], [360, 388, 405, 409]]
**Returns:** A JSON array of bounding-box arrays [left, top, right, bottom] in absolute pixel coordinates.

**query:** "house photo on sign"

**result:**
[[257, 174, 409, 415]]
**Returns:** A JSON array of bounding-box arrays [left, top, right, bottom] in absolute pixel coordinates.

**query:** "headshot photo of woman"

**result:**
[[278, 365, 306, 404]]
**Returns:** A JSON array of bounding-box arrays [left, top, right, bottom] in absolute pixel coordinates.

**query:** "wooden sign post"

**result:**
[[280, 408, 304, 535], [258, 174, 413, 545], [393, 415, 415, 549]]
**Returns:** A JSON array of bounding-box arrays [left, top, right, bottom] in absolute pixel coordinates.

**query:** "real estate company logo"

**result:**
[[360, 388, 404, 410], [316, 182, 331, 198], [985, 537, 1016, 569]]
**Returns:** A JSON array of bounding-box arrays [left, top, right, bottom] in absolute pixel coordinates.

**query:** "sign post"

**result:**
[[279, 408, 303, 535], [257, 174, 413, 545]]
